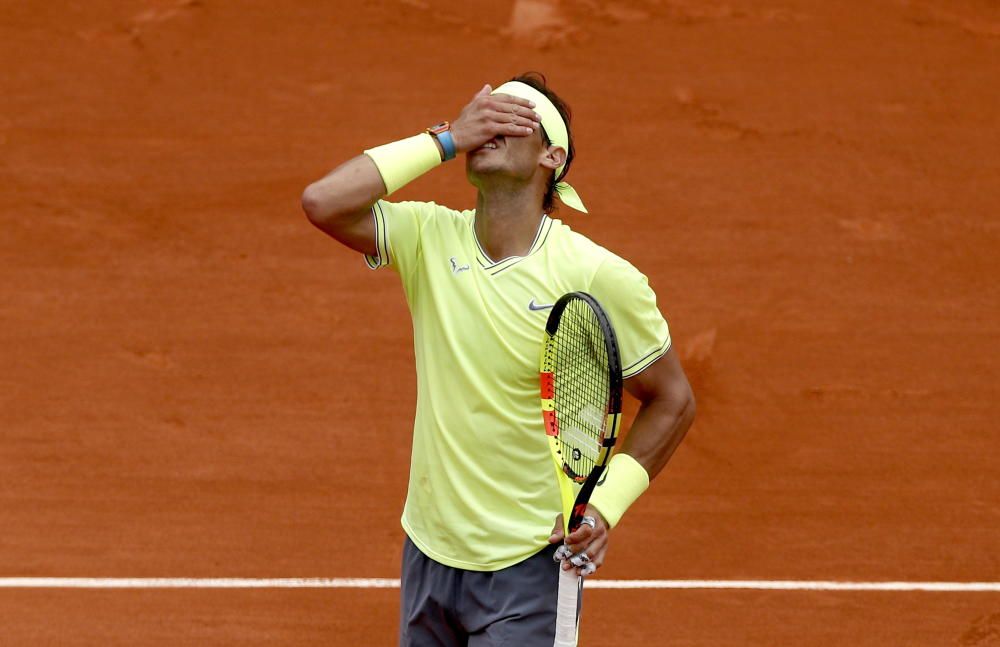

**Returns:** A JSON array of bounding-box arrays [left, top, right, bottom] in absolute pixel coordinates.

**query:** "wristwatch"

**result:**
[[426, 121, 457, 162]]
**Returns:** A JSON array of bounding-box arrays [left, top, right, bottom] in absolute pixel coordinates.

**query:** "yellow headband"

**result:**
[[491, 81, 587, 213]]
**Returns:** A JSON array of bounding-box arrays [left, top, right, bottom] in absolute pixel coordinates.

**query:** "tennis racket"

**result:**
[[539, 292, 623, 647]]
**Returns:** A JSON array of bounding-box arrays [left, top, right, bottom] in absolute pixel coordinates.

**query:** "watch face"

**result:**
[[428, 121, 450, 135]]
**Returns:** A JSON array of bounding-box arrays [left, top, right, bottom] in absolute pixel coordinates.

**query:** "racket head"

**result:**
[[540, 292, 624, 533]]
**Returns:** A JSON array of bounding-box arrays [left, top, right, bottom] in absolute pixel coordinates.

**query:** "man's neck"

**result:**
[[473, 187, 546, 262]]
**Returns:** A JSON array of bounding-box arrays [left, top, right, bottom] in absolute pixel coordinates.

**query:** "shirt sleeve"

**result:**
[[588, 256, 672, 378], [363, 199, 441, 280]]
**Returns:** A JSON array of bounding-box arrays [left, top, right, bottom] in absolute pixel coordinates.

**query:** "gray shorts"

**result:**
[[399, 537, 573, 646]]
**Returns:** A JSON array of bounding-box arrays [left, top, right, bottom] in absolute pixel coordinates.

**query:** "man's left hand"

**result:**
[[548, 506, 609, 576]]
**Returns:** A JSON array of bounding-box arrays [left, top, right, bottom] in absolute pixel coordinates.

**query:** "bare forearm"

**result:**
[[302, 154, 386, 223], [619, 391, 695, 479]]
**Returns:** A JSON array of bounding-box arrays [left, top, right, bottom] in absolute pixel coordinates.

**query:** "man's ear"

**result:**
[[540, 144, 567, 171]]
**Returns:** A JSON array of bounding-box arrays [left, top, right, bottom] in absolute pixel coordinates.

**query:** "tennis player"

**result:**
[[302, 73, 696, 646]]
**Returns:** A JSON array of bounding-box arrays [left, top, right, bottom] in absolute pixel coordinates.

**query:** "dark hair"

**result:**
[[509, 72, 575, 214]]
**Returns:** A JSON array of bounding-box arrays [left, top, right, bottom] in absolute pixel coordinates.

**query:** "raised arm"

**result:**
[[301, 84, 541, 255], [301, 154, 389, 256]]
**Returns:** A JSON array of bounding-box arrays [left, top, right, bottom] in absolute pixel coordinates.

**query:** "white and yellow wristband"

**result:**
[[589, 453, 650, 529]]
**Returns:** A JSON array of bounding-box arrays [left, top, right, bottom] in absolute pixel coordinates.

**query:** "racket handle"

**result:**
[[553, 563, 581, 646]]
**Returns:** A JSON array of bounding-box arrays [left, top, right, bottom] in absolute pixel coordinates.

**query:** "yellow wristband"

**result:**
[[363, 133, 442, 195], [589, 453, 650, 528]]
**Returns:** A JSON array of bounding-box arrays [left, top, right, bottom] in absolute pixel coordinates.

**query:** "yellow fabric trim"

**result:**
[[363, 133, 441, 195], [555, 182, 587, 213], [589, 453, 649, 528]]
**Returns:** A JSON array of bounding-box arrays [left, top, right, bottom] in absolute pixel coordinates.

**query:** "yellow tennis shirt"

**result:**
[[364, 200, 671, 571]]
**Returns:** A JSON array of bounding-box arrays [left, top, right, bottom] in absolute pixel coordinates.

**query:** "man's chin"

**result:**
[[465, 158, 504, 180]]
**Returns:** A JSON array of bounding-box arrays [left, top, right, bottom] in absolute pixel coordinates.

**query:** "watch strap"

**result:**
[[436, 130, 456, 161], [426, 121, 457, 161]]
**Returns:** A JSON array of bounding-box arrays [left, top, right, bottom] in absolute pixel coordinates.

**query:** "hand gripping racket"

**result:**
[[539, 292, 623, 647]]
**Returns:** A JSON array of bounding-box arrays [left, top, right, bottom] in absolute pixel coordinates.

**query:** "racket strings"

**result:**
[[552, 300, 610, 481]]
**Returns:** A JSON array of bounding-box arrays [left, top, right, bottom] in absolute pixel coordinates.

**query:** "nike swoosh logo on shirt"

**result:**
[[528, 299, 554, 311]]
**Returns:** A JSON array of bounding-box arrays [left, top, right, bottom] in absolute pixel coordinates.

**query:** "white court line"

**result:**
[[586, 580, 1000, 592], [0, 578, 997, 592]]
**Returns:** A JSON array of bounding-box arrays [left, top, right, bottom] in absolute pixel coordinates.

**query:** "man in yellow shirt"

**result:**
[[303, 73, 695, 646]]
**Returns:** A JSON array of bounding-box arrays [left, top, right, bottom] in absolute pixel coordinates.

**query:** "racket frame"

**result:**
[[539, 292, 624, 647]]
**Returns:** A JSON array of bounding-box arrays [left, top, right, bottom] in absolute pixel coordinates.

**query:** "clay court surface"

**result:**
[[1, 0, 998, 644]]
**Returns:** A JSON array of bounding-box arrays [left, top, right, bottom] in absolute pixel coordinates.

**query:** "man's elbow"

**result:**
[[665, 381, 696, 432], [301, 183, 331, 226], [681, 387, 696, 426]]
